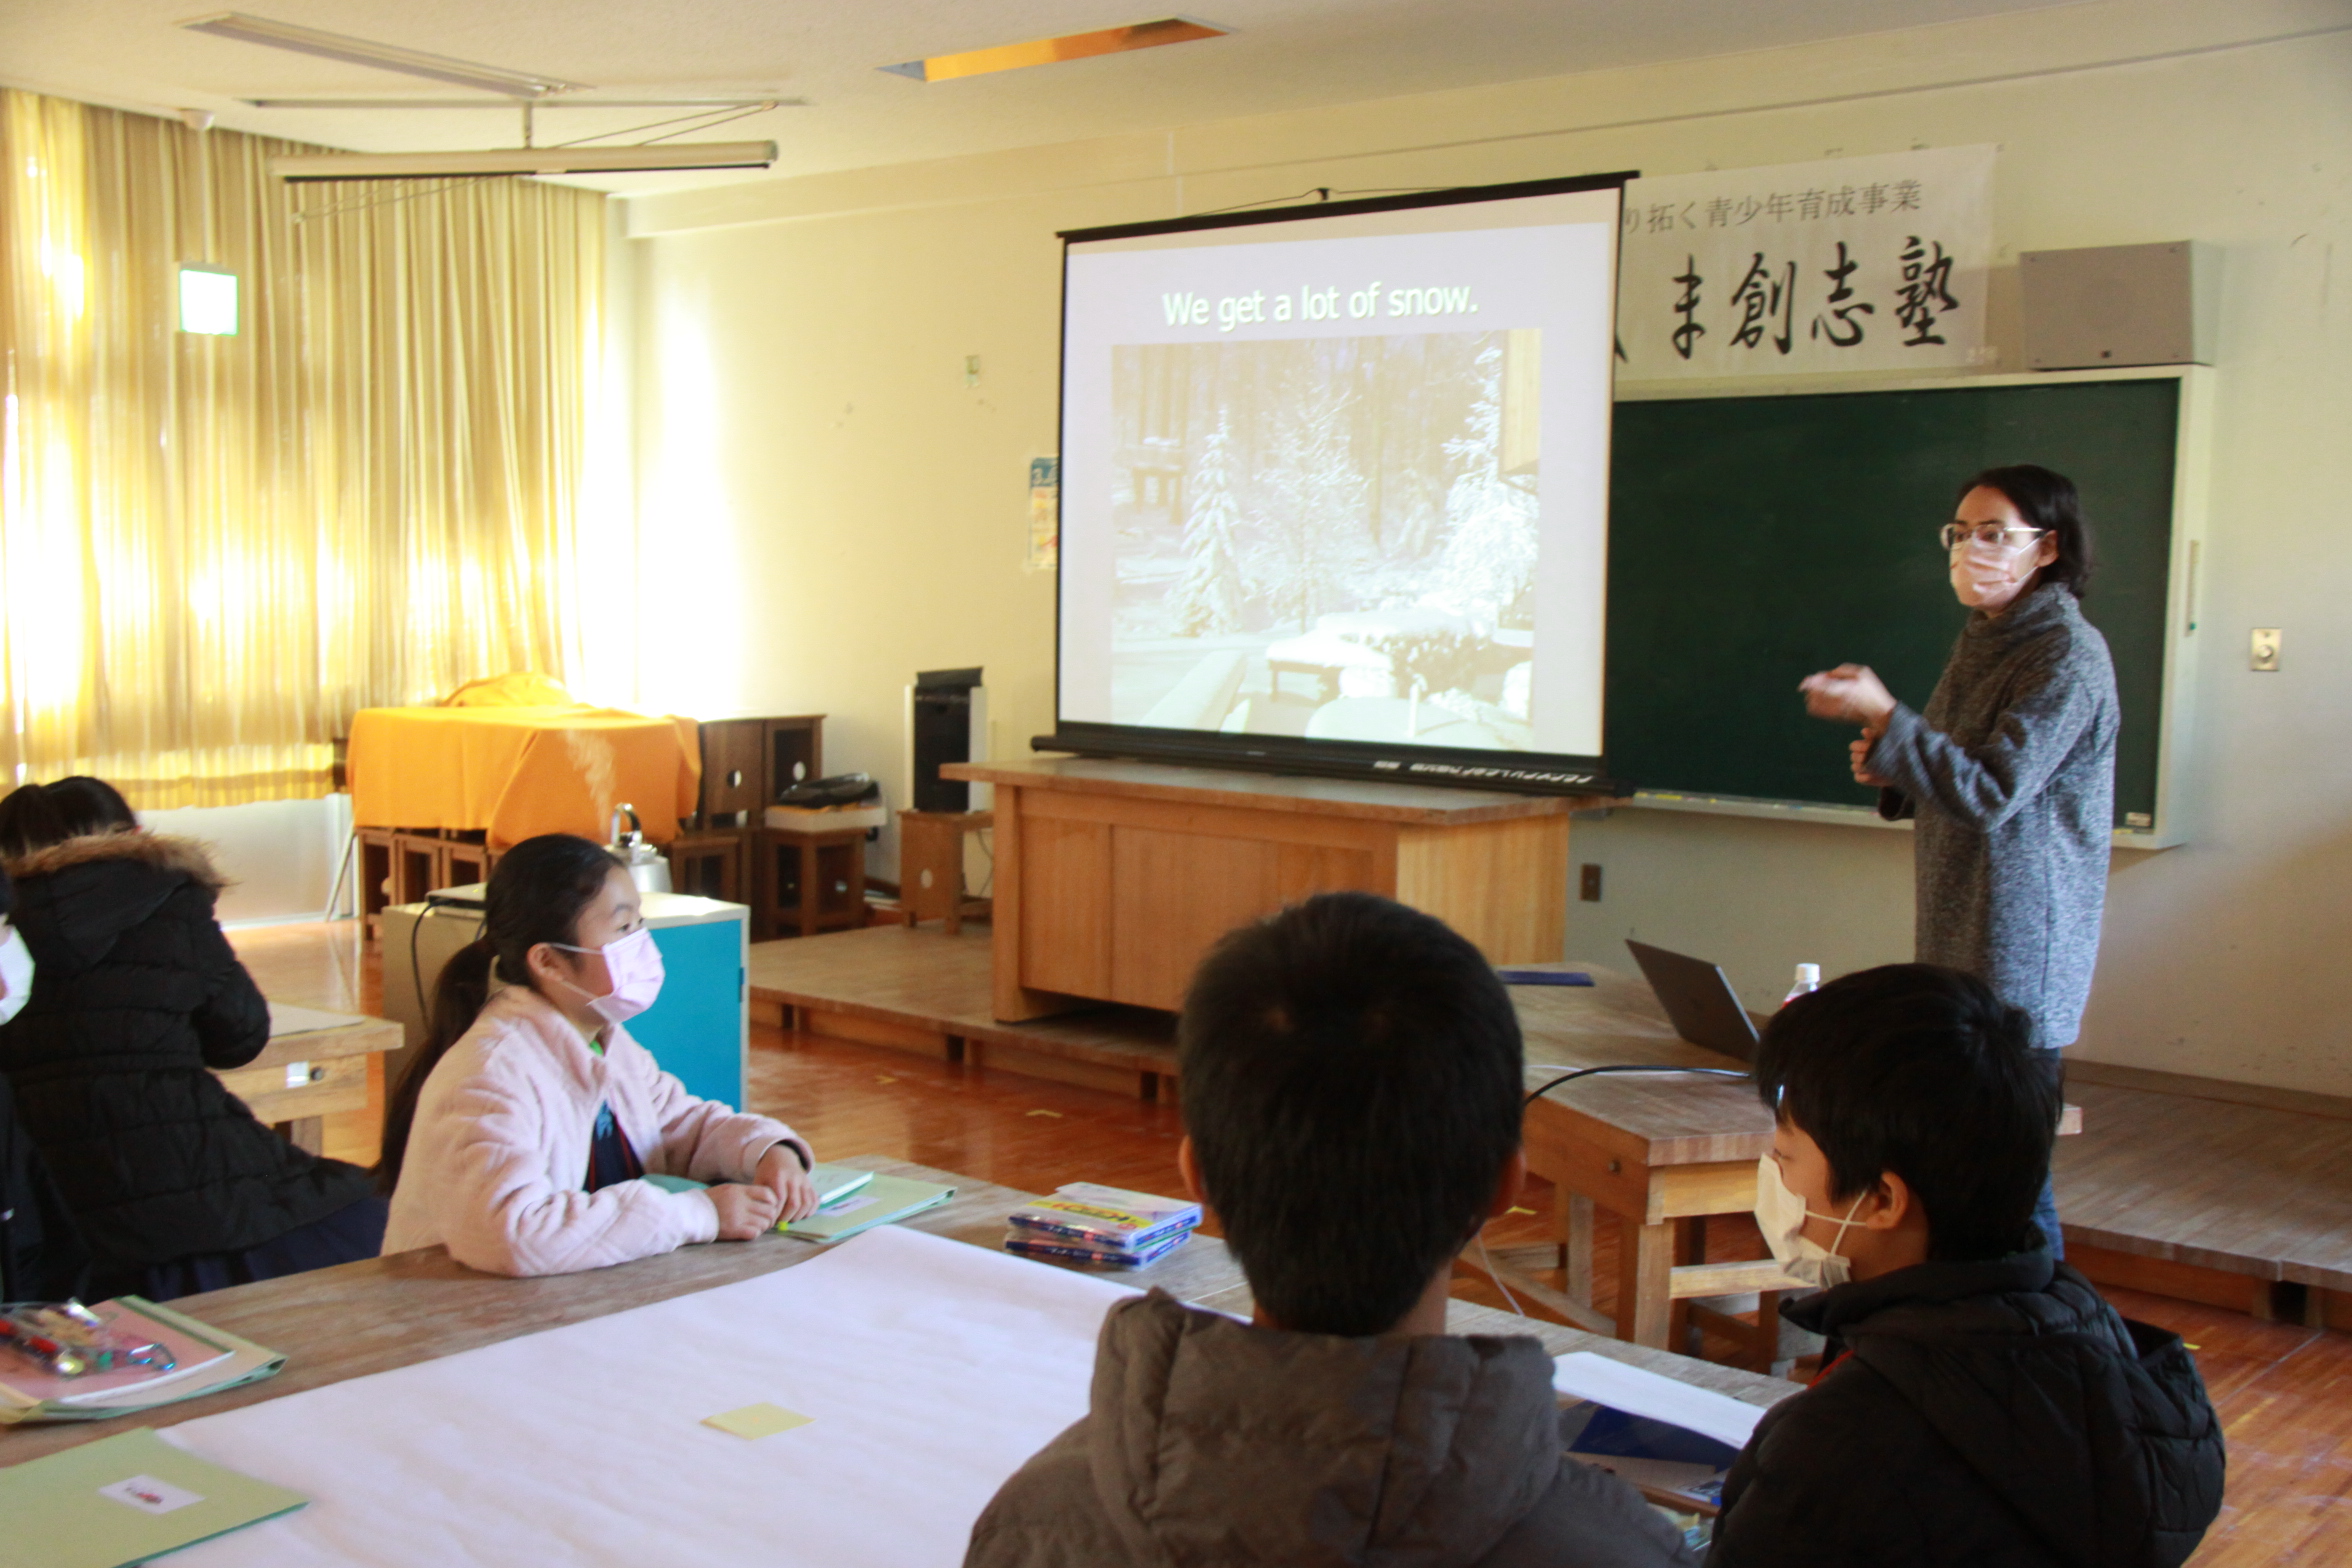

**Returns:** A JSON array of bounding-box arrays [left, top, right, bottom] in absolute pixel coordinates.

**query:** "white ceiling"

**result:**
[[0, 1, 2095, 194]]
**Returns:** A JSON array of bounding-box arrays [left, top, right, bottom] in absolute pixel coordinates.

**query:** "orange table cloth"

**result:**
[[348, 706, 701, 850]]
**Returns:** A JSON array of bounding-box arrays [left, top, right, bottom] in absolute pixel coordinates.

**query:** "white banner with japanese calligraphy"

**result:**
[[1617, 146, 1994, 380]]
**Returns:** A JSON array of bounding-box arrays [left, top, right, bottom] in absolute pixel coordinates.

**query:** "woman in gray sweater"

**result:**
[[1798, 465, 2118, 1257]]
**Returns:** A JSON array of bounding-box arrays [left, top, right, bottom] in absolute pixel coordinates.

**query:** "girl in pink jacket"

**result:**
[[379, 834, 818, 1276]]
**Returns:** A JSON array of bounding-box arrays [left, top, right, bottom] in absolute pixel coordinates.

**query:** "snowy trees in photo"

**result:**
[[1110, 329, 1537, 643], [1250, 348, 1368, 631], [1427, 338, 1540, 630], [1164, 414, 1247, 636]]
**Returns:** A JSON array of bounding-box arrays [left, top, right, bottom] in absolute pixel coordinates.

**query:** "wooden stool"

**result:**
[[667, 829, 749, 903], [757, 827, 867, 939], [896, 810, 993, 933]]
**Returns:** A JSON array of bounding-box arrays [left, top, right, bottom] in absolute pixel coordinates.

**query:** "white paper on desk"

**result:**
[[158, 1226, 1142, 1568], [266, 1002, 372, 1037], [1552, 1350, 1772, 1451]]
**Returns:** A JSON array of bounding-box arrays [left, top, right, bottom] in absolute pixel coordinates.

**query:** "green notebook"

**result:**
[[781, 1173, 956, 1242], [640, 1163, 875, 1208], [0, 1426, 307, 1568]]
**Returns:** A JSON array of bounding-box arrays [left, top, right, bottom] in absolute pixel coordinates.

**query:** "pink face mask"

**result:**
[[1949, 536, 2045, 612], [549, 927, 665, 1025]]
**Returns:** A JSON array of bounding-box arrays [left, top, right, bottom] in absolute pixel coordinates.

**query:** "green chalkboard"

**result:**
[[1604, 377, 2177, 822]]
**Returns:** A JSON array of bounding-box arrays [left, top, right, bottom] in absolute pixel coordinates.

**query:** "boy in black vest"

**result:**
[[1710, 964, 2224, 1568]]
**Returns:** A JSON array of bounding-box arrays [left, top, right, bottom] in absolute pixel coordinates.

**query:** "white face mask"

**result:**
[[1755, 1155, 1870, 1290], [0, 927, 34, 1026]]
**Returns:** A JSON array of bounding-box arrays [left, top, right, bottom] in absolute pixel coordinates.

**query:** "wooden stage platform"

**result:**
[[2057, 1061, 2352, 1327], [748, 924, 2352, 1328], [747, 924, 1179, 1099]]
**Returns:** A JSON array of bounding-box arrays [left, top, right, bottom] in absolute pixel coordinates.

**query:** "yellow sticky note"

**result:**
[[704, 1402, 814, 1440]]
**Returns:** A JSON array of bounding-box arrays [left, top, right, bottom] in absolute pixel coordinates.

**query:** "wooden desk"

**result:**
[[1495, 964, 1776, 1357], [1496, 963, 2083, 1362], [944, 757, 1582, 1021], [1, 1155, 1792, 1466], [215, 1006, 404, 1155]]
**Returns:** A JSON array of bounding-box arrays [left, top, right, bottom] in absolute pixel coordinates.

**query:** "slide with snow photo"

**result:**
[[1107, 331, 1540, 752], [1059, 183, 1620, 763]]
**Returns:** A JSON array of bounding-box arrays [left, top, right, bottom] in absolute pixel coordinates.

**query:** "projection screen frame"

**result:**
[[1044, 170, 1637, 798]]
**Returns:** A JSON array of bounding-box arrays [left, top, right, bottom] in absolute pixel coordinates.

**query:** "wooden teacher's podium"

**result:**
[[942, 758, 1583, 1022]]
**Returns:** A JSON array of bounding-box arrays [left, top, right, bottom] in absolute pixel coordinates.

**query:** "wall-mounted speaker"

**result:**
[[2020, 240, 2218, 370]]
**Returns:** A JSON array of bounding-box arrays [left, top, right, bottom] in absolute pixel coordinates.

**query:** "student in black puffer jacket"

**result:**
[[1709, 965, 2223, 1568], [0, 778, 383, 1300], [0, 861, 91, 1303]]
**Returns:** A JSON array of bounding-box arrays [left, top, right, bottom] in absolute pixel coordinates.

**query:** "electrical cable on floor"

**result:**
[[1474, 1232, 1526, 1321], [408, 903, 430, 1027], [410, 896, 486, 1033]]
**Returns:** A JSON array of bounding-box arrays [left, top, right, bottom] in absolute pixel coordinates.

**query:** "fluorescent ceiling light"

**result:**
[[244, 98, 801, 111], [179, 12, 589, 98], [269, 142, 779, 181], [178, 265, 238, 335], [881, 17, 1227, 83]]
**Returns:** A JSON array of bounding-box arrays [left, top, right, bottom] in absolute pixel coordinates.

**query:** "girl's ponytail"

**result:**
[[376, 937, 495, 1193], [371, 833, 623, 1194]]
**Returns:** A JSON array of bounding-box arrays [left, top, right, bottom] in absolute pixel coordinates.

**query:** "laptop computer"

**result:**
[[1624, 939, 1766, 1063]]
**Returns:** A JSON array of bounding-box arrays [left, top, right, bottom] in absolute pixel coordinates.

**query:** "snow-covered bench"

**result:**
[[1139, 650, 1248, 731]]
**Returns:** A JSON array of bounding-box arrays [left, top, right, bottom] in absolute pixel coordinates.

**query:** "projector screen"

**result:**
[[1052, 176, 1625, 792]]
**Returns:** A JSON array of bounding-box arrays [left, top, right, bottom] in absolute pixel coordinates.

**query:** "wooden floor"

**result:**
[[223, 920, 2352, 1563]]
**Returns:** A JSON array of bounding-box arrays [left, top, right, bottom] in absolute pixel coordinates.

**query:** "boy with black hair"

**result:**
[[1711, 963, 2224, 1568], [966, 892, 1694, 1568]]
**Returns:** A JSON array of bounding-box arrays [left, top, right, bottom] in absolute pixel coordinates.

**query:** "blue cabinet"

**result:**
[[627, 905, 749, 1107]]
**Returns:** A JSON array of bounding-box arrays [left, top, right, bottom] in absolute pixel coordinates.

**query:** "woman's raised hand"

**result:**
[[1799, 664, 1897, 729]]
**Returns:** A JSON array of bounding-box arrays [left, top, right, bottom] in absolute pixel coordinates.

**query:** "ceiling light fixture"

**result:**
[[243, 97, 802, 111], [881, 17, 1227, 84], [268, 142, 779, 181], [179, 12, 590, 97]]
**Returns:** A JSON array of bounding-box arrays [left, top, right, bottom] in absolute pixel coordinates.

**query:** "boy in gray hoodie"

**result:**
[[966, 892, 1696, 1568]]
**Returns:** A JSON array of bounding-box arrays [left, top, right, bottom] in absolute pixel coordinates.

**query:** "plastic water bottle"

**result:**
[[1783, 963, 1821, 1006]]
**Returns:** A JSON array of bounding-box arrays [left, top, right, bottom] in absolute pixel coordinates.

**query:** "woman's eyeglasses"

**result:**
[[1941, 522, 2048, 553]]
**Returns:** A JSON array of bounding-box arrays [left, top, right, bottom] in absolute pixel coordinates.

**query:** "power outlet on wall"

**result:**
[[1579, 863, 1603, 902]]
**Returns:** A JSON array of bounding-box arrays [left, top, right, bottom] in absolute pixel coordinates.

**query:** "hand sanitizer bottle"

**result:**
[[1783, 963, 1821, 1006]]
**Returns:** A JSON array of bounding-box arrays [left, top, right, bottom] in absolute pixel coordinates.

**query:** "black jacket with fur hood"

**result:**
[[0, 831, 373, 1269]]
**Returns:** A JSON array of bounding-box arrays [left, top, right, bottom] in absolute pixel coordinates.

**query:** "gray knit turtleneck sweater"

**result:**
[[1870, 584, 2119, 1048]]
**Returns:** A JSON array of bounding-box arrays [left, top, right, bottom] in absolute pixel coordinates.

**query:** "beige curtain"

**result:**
[[0, 89, 603, 807]]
